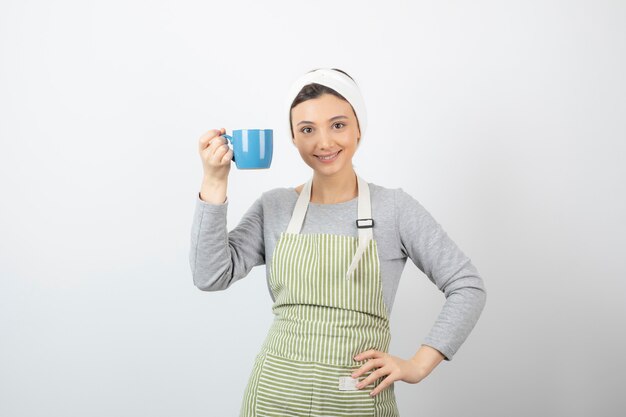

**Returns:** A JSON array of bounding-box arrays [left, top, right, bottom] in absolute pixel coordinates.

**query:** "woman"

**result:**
[[190, 68, 487, 416]]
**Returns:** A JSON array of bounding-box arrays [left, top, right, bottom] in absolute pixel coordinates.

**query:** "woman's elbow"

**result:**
[[191, 264, 234, 292]]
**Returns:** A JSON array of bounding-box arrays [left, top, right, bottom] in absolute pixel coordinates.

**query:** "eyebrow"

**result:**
[[296, 115, 348, 126]]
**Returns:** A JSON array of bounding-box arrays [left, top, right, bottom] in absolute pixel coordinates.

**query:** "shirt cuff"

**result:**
[[197, 192, 228, 206]]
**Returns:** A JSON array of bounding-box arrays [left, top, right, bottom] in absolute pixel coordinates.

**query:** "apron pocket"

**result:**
[[255, 351, 314, 415], [310, 361, 376, 417], [239, 351, 270, 417]]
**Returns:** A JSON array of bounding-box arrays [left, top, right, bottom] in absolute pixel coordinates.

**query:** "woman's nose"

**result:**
[[317, 130, 334, 148]]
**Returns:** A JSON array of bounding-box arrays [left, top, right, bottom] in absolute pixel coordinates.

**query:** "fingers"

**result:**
[[350, 354, 393, 396], [219, 145, 233, 164], [369, 372, 396, 397], [205, 134, 228, 154], [198, 127, 232, 179], [352, 357, 384, 379], [353, 349, 382, 361], [352, 350, 384, 373], [199, 127, 232, 163], [198, 127, 226, 152], [354, 361, 397, 397], [202, 138, 231, 165], [356, 366, 385, 389]]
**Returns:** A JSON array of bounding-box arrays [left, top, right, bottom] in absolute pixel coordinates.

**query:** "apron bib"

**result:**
[[240, 174, 400, 417]]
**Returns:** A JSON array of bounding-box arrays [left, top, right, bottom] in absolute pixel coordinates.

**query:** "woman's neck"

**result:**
[[309, 168, 358, 204]]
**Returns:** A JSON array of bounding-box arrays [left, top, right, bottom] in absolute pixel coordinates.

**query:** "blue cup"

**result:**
[[221, 129, 273, 169]]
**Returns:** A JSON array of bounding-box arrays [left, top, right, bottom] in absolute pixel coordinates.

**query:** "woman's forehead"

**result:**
[[292, 95, 355, 121]]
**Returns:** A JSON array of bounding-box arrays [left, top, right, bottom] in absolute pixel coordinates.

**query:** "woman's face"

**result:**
[[290, 93, 360, 177]]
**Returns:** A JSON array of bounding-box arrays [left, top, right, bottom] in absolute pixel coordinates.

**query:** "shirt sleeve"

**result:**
[[189, 192, 266, 291], [394, 188, 487, 361]]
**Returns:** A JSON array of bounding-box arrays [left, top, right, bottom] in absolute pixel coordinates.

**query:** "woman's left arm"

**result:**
[[394, 187, 488, 362], [352, 188, 487, 396]]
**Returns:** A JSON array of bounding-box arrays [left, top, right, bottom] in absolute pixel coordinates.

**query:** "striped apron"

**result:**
[[240, 174, 400, 416]]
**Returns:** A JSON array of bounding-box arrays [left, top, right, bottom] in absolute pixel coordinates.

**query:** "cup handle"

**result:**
[[221, 134, 235, 162]]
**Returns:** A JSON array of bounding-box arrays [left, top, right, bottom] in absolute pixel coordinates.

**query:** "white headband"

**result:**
[[285, 68, 367, 144]]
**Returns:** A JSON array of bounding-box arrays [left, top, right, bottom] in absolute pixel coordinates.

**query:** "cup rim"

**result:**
[[232, 129, 272, 132]]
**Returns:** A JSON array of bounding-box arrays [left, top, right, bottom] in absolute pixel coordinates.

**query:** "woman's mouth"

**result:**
[[315, 150, 341, 163]]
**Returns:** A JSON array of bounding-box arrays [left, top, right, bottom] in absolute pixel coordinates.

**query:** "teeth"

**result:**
[[318, 151, 339, 160]]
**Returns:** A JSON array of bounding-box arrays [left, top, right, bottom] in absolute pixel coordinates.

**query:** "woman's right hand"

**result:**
[[198, 127, 233, 182]]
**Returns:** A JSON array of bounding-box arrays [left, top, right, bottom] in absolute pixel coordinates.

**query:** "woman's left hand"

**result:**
[[351, 350, 434, 396]]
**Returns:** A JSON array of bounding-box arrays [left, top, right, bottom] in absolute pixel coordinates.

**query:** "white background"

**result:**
[[1, 0, 625, 416]]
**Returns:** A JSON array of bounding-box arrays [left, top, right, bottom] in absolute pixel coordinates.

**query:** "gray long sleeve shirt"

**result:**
[[189, 182, 487, 361]]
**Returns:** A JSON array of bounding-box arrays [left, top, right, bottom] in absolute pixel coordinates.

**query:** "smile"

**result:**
[[316, 150, 341, 162]]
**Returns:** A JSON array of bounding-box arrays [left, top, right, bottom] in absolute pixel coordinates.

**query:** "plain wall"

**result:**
[[1, 0, 625, 415]]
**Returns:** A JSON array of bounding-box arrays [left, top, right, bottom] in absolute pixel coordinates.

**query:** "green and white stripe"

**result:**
[[239, 175, 400, 416], [264, 233, 390, 366]]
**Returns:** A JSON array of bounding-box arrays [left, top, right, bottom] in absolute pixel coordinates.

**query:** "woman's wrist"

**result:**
[[200, 176, 228, 204], [410, 344, 446, 374]]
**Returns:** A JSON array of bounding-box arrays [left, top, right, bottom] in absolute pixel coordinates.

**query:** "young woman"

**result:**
[[190, 68, 487, 416]]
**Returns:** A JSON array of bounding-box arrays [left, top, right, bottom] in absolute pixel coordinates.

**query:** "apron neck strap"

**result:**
[[285, 173, 374, 280]]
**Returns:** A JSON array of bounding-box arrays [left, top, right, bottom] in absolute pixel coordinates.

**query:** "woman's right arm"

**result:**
[[189, 128, 265, 291]]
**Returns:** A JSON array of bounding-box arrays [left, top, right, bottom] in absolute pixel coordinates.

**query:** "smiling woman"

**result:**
[[191, 67, 487, 417], [285, 68, 368, 204], [290, 93, 360, 191]]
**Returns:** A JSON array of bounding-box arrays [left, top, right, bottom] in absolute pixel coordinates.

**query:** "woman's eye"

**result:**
[[301, 127, 312, 134], [333, 122, 345, 129]]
